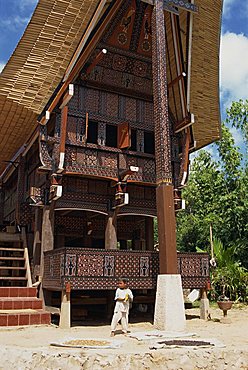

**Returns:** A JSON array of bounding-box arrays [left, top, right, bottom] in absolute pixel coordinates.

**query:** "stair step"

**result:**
[[0, 248, 24, 252], [0, 277, 27, 281], [0, 287, 37, 297], [0, 257, 25, 261], [0, 310, 51, 326], [0, 297, 43, 310], [0, 266, 26, 270]]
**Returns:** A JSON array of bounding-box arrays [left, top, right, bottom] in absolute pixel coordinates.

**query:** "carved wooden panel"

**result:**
[[107, 0, 136, 51], [125, 97, 137, 121], [43, 249, 210, 291]]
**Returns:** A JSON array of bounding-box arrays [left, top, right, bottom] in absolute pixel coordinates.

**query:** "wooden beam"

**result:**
[[141, 0, 198, 14], [59, 84, 74, 109], [165, 0, 198, 13], [58, 105, 68, 171]]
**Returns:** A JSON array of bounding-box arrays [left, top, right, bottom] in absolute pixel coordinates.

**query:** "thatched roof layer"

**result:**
[[0, 0, 222, 175]]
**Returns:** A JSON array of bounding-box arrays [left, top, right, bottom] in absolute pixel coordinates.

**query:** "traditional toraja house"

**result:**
[[0, 0, 222, 328]]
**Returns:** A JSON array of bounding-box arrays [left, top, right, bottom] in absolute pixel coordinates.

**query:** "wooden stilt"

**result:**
[[152, 0, 177, 274]]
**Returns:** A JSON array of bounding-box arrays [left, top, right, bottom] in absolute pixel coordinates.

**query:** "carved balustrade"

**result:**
[[64, 144, 156, 183], [43, 248, 209, 290]]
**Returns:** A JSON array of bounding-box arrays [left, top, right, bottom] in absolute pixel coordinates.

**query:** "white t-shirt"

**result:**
[[114, 288, 133, 313]]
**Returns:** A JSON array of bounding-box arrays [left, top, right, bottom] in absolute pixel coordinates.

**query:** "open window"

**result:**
[[106, 124, 118, 147], [130, 129, 137, 151], [87, 120, 98, 144], [144, 131, 155, 154]]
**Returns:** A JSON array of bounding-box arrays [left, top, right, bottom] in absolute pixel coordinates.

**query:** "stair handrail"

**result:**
[[21, 228, 32, 287]]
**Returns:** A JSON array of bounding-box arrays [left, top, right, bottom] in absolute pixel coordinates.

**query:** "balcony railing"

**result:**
[[65, 144, 156, 183], [43, 248, 209, 291]]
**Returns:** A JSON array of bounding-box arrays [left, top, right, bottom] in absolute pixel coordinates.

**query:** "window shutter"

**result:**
[[118, 122, 130, 149]]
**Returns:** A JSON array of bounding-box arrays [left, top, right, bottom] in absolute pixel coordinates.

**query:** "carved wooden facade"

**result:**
[[0, 0, 220, 295]]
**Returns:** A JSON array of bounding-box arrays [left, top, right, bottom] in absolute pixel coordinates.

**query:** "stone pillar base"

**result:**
[[59, 290, 71, 329], [154, 274, 186, 332]]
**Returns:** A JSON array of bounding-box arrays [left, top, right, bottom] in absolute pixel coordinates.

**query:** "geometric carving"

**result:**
[[78, 254, 104, 276], [140, 256, 149, 277], [104, 256, 115, 276], [65, 254, 76, 276], [43, 249, 210, 290]]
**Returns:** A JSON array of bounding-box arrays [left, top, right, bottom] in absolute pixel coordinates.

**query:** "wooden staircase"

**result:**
[[0, 228, 31, 287], [0, 228, 51, 326]]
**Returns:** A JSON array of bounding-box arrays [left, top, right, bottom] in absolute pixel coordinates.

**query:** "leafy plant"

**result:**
[[210, 239, 248, 302]]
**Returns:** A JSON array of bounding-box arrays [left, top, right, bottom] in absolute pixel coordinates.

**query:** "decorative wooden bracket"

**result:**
[[49, 174, 63, 202], [59, 84, 74, 109], [174, 189, 185, 211], [85, 49, 107, 75], [179, 126, 191, 186], [112, 166, 139, 209], [175, 112, 194, 133], [39, 124, 53, 171], [29, 187, 43, 206], [40, 111, 50, 126]]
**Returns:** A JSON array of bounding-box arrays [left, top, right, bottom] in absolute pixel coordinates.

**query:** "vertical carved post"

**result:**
[[151, 0, 177, 274], [16, 157, 26, 225], [39, 203, 55, 305], [105, 214, 118, 250], [58, 105, 68, 171], [32, 208, 42, 280]]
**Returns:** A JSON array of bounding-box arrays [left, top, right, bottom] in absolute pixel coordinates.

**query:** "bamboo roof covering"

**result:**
[[0, 0, 222, 176], [190, 0, 222, 149], [0, 0, 101, 175]]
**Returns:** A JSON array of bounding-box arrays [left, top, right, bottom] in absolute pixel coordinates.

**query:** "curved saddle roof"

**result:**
[[0, 0, 222, 176]]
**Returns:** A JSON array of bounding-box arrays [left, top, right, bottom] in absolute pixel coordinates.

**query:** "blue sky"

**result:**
[[0, 0, 247, 150]]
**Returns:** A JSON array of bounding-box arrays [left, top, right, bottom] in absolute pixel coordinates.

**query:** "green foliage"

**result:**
[[210, 240, 248, 302], [176, 99, 248, 302], [226, 99, 248, 146]]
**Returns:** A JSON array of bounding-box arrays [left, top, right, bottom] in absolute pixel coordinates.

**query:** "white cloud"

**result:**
[[229, 126, 244, 147], [18, 0, 38, 12], [222, 0, 235, 18], [220, 32, 248, 109], [0, 63, 5, 73], [0, 16, 30, 31]]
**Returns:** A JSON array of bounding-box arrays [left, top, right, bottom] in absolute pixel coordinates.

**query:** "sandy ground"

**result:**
[[0, 305, 247, 369]]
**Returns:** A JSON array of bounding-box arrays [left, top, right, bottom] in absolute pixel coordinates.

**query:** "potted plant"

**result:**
[[216, 274, 233, 318]]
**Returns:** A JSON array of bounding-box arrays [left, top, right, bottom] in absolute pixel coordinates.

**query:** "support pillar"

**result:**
[[105, 215, 117, 249], [200, 289, 210, 320], [154, 275, 185, 331], [59, 288, 71, 329], [151, 0, 185, 331], [32, 208, 42, 281], [40, 203, 55, 305]]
